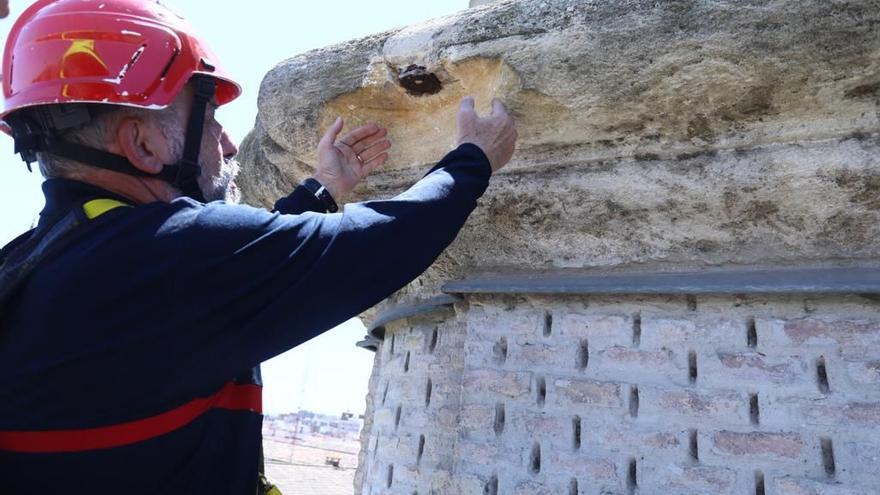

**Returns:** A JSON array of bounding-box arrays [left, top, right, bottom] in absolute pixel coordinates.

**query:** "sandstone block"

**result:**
[[639, 386, 749, 425], [593, 345, 689, 386], [763, 397, 880, 429], [640, 317, 745, 352], [843, 359, 880, 390], [459, 403, 494, 432], [544, 450, 620, 483], [504, 411, 572, 451], [772, 476, 877, 495], [466, 308, 543, 341], [552, 378, 622, 409], [558, 313, 633, 350], [760, 318, 880, 359], [711, 430, 805, 460], [700, 351, 812, 391], [642, 464, 739, 495], [461, 369, 532, 400], [581, 427, 683, 456]]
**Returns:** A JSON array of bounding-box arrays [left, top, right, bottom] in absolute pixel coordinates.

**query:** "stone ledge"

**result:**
[[442, 266, 880, 295]]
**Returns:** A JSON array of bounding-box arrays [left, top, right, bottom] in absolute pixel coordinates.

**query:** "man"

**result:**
[[0, 1, 516, 494]]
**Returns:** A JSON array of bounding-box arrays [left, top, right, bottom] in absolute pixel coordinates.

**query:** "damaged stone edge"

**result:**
[[356, 294, 461, 351], [440, 266, 880, 296]]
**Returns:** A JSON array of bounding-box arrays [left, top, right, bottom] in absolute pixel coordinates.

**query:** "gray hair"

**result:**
[[36, 105, 184, 178]]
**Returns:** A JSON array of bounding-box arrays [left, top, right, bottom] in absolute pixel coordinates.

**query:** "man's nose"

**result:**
[[220, 129, 239, 159]]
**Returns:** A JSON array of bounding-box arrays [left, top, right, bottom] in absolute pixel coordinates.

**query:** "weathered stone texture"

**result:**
[[239, 0, 880, 305]]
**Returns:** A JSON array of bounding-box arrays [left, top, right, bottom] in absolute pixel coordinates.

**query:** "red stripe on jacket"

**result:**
[[0, 382, 262, 453]]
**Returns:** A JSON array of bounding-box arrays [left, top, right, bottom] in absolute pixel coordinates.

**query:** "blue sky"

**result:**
[[0, 0, 468, 415]]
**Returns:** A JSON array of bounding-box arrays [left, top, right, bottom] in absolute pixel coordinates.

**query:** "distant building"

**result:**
[[263, 411, 364, 441]]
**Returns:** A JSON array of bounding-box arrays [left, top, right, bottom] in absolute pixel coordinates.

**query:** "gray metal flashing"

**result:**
[[367, 294, 460, 340], [356, 334, 382, 352], [442, 266, 880, 295]]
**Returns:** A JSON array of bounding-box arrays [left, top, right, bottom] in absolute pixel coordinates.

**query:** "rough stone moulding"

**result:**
[[240, 0, 880, 306], [238, 0, 880, 493]]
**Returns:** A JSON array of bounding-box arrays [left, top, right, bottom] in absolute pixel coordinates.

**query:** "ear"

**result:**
[[115, 117, 166, 175]]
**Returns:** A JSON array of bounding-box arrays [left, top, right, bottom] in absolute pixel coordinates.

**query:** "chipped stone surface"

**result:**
[[239, 0, 880, 304]]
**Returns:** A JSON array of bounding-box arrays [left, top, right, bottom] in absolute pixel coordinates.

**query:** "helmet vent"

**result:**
[[159, 48, 180, 80], [117, 44, 147, 81]]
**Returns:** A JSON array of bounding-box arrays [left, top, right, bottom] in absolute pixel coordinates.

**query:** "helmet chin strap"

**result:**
[[10, 77, 217, 203]]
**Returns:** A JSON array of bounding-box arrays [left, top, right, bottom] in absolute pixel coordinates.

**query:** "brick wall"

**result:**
[[357, 294, 880, 494]]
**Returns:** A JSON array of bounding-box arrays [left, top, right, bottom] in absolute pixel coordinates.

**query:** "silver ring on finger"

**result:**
[[356, 154, 364, 165]]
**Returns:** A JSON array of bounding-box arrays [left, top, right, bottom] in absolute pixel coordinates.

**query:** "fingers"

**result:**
[[357, 139, 392, 164], [318, 117, 344, 152], [491, 98, 509, 118], [349, 127, 388, 154], [338, 122, 384, 149], [459, 96, 475, 114], [362, 151, 389, 175]]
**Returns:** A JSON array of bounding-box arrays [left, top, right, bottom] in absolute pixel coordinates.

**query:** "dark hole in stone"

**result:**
[[417, 434, 425, 464], [755, 470, 766, 495], [688, 350, 698, 384], [750, 393, 760, 425], [543, 311, 553, 337], [747, 317, 758, 348], [821, 437, 836, 478], [425, 378, 433, 408], [484, 474, 498, 495], [577, 339, 589, 370], [536, 376, 546, 407], [494, 402, 505, 436], [572, 415, 581, 450], [399, 65, 442, 96], [428, 327, 439, 353], [817, 356, 831, 394], [633, 314, 642, 347], [569, 478, 578, 495], [627, 458, 638, 493], [629, 385, 640, 418], [689, 429, 699, 463], [494, 336, 508, 364], [530, 443, 541, 474]]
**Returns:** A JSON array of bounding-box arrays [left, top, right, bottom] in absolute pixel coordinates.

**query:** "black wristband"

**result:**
[[301, 178, 339, 213]]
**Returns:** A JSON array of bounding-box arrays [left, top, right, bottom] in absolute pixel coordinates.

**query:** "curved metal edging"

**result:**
[[441, 266, 880, 295], [366, 294, 461, 341]]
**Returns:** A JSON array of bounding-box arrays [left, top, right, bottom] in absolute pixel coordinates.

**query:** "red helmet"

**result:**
[[1, 0, 241, 132]]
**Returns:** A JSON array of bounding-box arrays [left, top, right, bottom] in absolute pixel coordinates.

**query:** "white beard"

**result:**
[[203, 158, 241, 203]]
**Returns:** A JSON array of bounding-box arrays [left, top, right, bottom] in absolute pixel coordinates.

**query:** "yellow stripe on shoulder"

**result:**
[[82, 198, 131, 220]]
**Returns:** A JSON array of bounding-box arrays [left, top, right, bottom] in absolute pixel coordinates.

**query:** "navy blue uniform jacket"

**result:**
[[0, 144, 491, 494]]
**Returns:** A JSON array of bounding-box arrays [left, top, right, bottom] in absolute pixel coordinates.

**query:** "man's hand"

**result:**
[[314, 117, 391, 200], [456, 97, 518, 173]]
